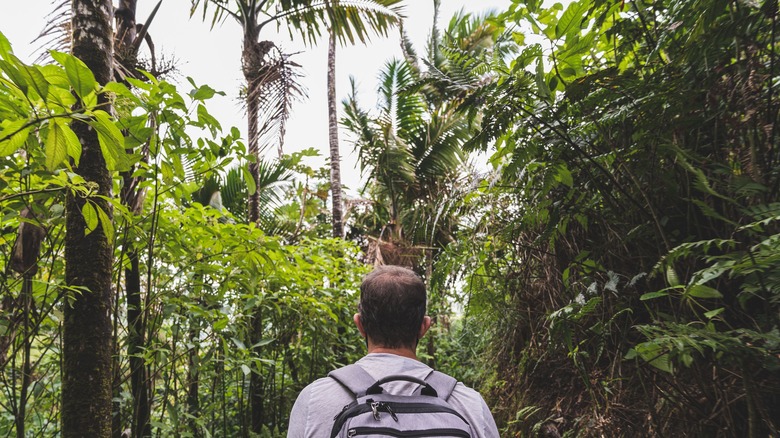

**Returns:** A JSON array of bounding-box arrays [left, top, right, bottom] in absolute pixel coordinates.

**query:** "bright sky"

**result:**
[[0, 0, 512, 191]]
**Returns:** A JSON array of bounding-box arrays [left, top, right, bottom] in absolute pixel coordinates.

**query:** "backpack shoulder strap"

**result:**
[[424, 370, 458, 401], [328, 364, 377, 398]]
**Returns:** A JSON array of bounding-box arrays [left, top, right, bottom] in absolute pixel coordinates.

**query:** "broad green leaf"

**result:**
[[50, 50, 97, 99], [20, 64, 49, 102], [0, 119, 30, 155], [240, 364, 251, 376], [190, 83, 221, 101], [243, 165, 257, 196], [101, 81, 134, 99], [45, 120, 68, 171], [39, 64, 77, 107], [556, 1, 588, 39], [686, 285, 723, 299], [60, 122, 82, 166], [213, 316, 229, 331], [81, 202, 99, 235], [90, 110, 128, 171], [0, 59, 28, 96], [96, 204, 114, 243]]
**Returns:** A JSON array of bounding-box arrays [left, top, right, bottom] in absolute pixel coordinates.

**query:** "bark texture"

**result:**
[[62, 1, 115, 436], [328, 28, 344, 239]]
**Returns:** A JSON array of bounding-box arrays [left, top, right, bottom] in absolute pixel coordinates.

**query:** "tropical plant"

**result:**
[[446, 0, 780, 435], [190, 0, 403, 226]]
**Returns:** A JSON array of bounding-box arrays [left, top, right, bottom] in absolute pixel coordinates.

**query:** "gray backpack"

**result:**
[[328, 364, 473, 437]]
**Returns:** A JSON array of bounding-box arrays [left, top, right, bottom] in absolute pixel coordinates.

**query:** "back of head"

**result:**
[[359, 265, 427, 349]]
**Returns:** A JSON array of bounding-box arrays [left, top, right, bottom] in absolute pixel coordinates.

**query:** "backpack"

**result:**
[[328, 364, 473, 437]]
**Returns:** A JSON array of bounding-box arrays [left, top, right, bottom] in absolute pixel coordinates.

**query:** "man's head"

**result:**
[[355, 265, 429, 350]]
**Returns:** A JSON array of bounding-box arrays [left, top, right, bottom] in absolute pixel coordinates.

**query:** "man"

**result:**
[[287, 265, 499, 437]]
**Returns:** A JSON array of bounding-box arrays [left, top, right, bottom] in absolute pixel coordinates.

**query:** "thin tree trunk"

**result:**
[[9, 208, 45, 438], [242, 36, 271, 433], [62, 1, 115, 436], [328, 26, 344, 239], [243, 38, 264, 225], [115, 3, 152, 435], [126, 250, 151, 438], [249, 308, 265, 433], [15, 276, 32, 438], [187, 323, 201, 437]]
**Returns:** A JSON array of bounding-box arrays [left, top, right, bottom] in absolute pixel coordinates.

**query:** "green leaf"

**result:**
[[686, 285, 723, 299], [640, 291, 669, 301], [555, 164, 573, 187], [555, 1, 588, 39], [665, 265, 680, 287], [0, 31, 12, 58], [704, 308, 725, 319], [60, 122, 82, 166], [20, 64, 49, 102], [96, 204, 114, 243], [240, 364, 251, 376], [0, 59, 29, 96], [90, 110, 128, 171], [45, 120, 68, 171], [190, 82, 221, 101], [50, 50, 97, 99], [243, 165, 257, 196], [0, 119, 30, 156], [81, 202, 99, 235], [535, 56, 551, 99]]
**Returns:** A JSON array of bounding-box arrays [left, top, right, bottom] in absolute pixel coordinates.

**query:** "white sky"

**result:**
[[0, 0, 511, 191]]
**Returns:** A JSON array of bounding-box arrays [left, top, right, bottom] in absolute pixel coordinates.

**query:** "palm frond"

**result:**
[[245, 43, 306, 157], [32, 0, 71, 63], [270, 0, 405, 46]]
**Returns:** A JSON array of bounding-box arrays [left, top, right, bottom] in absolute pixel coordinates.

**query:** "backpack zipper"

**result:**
[[347, 427, 470, 437]]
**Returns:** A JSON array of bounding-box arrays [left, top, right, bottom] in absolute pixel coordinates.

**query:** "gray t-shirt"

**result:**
[[287, 353, 499, 437]]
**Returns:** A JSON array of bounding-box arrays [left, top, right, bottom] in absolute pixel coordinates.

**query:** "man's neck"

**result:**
[[366, 345, 418, 361]]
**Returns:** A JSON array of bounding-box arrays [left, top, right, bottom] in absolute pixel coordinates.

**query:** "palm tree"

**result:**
[[325, 0, 404, 239], [190, 0, 403, 226], [327, 27, 344, 238], [343, 4, 517, 248]]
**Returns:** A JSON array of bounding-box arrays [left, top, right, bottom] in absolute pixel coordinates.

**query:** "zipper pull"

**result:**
[[348, 429, 357, 437], [370, 401, 381, 420], [383, 403, 399, 422]]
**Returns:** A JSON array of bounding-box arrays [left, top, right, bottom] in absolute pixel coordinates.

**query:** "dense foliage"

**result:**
[[1, 0, 779, 436]]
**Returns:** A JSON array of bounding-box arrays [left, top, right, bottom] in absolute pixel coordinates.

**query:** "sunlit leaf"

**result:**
[[45, 120, 68, 170], [50, 50, 97, 99], [81, 202, 99, 235]]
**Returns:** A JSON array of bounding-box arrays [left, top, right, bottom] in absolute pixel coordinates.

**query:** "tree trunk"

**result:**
[[62, 1, 115, 437], [126, 250, 151, 438], [249, 308, 265, 434], [242, 36, 271, 433], [115, 3, 153, 435], [328, 27, 344, 239], [187, 323, 201, 438], [243, 38, 269, 225]]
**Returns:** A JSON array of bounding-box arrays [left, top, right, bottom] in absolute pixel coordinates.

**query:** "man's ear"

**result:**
[[353, 313, 366, 338], [418, 316, 433, 339]]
